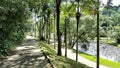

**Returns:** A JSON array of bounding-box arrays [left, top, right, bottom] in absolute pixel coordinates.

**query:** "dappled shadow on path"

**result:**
[[0, 37, 52, 68]]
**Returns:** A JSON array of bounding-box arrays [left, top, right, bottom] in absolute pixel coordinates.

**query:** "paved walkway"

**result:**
[[61, 48, 109, 68], [50, 39, 109, 68], [0, 36, 52, 68]]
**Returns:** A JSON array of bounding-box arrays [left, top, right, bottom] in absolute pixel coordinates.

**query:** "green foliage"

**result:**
[[60, 15, 66, 34], [66, 15, 96, 47], [115, 32, 120, 43], [0, 0, 32, 56], [100, 2, 120, 44], [110, 26, 120, 43], [80, 15, 96, 39], [100, 29, 107, 37]]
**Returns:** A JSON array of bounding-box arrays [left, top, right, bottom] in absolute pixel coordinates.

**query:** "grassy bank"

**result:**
[[72, 49, 120, 68], [39, 41, 91, 68]]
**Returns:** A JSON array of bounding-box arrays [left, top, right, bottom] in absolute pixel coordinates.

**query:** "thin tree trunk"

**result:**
[[76, 16, 79, 62], [46, 17, 48, 42], [56, 0, 62, 56], [43, 17, 47, 39], [41, 17, 44, 38], [54, 10, 56, 49], [48, 17, 50, 44], [39, 17, 46, 40], [35, 13, 37, 37], [45, 17, 47, 41], [42, 17, 45, 39], [71, 32, 84, 48], [97, 0, 100, 68], [65, 18, 67, 57], [39, 20, 41, 40], [65, 0, 68, 57]]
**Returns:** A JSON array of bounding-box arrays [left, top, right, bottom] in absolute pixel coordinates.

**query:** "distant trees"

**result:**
[[101, 0, 120, 43]]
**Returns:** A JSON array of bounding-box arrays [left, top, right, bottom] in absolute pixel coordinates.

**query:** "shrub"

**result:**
[[100, 30, 107, 37], [115, 32, 120, 43]]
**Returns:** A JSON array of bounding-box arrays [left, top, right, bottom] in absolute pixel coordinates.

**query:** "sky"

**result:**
[[100, 0, 120, 6]]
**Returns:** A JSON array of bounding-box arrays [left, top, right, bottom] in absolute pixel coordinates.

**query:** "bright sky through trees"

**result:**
[[100, 0, 120, 6]]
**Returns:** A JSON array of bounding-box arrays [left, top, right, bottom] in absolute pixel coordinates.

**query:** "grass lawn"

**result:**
[[38, 41, 91, 68], [72, 49, 120, 68]]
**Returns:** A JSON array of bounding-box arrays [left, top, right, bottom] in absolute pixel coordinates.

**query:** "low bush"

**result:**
[[115, 32, 120, 43]]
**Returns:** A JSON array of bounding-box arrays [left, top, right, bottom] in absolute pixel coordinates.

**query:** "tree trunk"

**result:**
[[35, 13, 37, 37], [48, 17, 50, 44], [56, 0, 62, 56], [54, 10, 56, 49], [46, 17, 48, 42], [76, 16, 79, 62], [39, 17, 46, 40], [96, 0, 100, 68], [45, 17, 47, 41], [41, 17, 44, 38], [43, 17, 45, 38], [65, 18, 67, 57], [65, 0, 68, 57], [39, 21, 41, 40], [71, 32, 84, 48]]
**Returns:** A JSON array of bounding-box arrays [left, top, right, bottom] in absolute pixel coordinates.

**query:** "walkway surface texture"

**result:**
[[61, 48, 109, 68], [50, 39, 109, 68], [0, 36, 52, 68]]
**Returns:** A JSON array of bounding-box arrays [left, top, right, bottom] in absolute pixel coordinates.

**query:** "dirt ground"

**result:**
[[0, 36, 52, 68]]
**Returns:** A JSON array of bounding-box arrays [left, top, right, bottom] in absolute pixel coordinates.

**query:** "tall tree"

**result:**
[[47, 8, 51, 44], [75, 0, 81, 61], [97, 0, 100, 68], [54, 5, 56, 49], [56, 0, 62, 56], [64, 0, 68, 57]]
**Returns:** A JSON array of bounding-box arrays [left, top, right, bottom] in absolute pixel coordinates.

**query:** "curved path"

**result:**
[[0, 36, 52, 68]]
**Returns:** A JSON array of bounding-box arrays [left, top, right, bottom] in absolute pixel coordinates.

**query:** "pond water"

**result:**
[[73, 40, 120, 62]]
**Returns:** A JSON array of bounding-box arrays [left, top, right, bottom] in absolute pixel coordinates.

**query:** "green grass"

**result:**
[[39, 41, 91, 68], [72, 49, 120, 68]]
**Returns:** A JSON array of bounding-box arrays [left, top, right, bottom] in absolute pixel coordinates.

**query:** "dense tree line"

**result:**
[[0, 0, 36, 56]]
